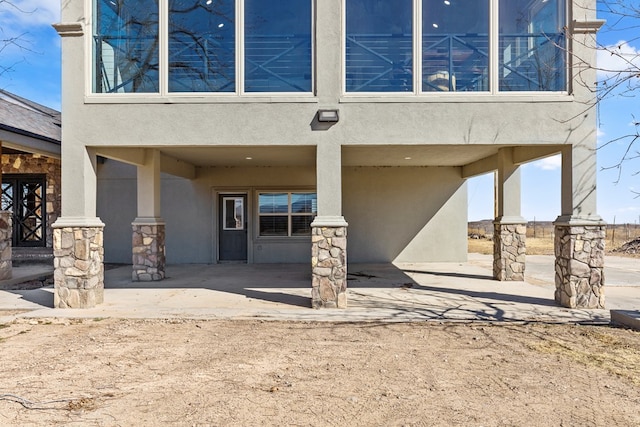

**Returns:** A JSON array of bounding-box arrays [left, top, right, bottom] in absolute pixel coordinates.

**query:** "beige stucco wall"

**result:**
[[343, 167, 467, 263], [97, 161, 467, 264]]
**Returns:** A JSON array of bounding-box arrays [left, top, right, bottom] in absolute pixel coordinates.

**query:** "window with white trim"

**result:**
[[93, 0, 313, 94], [258, 192, 317, 237], [345, 0, 566, 93]]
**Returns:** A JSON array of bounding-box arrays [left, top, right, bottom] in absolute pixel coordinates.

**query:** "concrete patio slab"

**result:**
[[0, 254, 638, 324]]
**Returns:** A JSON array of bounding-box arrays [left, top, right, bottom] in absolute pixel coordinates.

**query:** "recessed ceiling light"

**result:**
[[432, 23, 439, 29], [404, 157, 412, 160], [245, 157, 253, 160], [444, 0, 451, 5]]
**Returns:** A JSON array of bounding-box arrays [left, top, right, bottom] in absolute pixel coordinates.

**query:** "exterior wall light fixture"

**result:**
[[317, 109, 339, 122]]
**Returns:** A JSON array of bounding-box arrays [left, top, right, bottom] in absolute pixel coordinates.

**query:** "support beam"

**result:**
[[137, 149, 161, 218], [160, 153, 196, 180], [133, 149, 165, 281], [493, 148, 526, 281], [554, 144, 606, 309], [53, 145, 104, 308], [495, 148, 522, 220], [461, 153, 498, 178], [311, 142, 348, 309], [94, 147, 147, 166], [512, 146, 562, 165]]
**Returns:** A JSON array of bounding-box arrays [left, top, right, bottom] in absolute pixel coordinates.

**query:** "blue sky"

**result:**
[[0, 1, 638, 223]]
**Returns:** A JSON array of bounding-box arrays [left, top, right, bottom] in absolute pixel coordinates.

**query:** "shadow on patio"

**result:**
[[1, 258, 613, 323]]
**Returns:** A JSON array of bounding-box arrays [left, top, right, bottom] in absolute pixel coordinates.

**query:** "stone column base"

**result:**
[[493, 220, 526, 281], [311, 219, 347, 309], [132, 218, 166, 281], [554, 221, 605, 309], [53, 224, 104, 308], [0, 211, 12, 280]]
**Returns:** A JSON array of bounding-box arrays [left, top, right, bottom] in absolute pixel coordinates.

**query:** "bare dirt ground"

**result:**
[[1, 317, 639, 426]]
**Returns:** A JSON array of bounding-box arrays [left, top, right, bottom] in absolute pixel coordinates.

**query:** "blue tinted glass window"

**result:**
[[291, 193, 317, 213], [346, 0, 413, 92], [499, 0, 566, 91], [168, 0, 235, 92], [93, 0, 159, 93], [259, 193, 289, 214], [245, 0, 312, 92], [422, 0, 489, 92]]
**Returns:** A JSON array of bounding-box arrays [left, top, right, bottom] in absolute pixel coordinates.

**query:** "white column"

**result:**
[[493, 148, 526, 281], [136, 149, 162, 220], [312, 142, 347, 227], [558, 144, 601, 222], [311, 142, 348, 308], [132, 149, 165, 281]]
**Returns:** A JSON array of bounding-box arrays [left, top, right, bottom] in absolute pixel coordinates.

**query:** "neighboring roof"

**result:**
[[0, 89, 61, 145]]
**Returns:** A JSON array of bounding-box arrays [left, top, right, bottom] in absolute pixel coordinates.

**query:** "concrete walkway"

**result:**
[[0, 254, 638, 324]]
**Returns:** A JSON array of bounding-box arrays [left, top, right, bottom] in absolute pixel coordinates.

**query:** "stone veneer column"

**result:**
[[53, 225, 104, 308], [132, 218, 165, 281], [493, 221, 526, 281], [0, 211, 12, 280], [311, 224, 347, 308], [554, 222, 605, 309]]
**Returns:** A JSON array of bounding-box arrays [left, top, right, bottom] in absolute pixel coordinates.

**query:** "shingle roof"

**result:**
[[0, 89, 61, 145]]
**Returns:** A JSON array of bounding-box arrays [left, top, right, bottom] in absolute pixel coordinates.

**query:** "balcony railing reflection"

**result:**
[[94, 33, 311, 93], [347, 32, 565, 92], [94, 31, 565, 94]]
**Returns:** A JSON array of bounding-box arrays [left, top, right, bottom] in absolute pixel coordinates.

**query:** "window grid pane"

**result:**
[[346, 0, 413, 92], [291, 215, 314, 236], [258, 192, 316, 237], [245, 0, 312, 92], [422, 0, 489, 92], [259, 216, 288, 236], [168, 0, 236, 92], [259, 193, 289, 214], [93, 0, 160, 93], [498, 0, 566, 91]]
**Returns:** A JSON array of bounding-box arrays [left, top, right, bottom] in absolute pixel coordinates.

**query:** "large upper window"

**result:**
[[345, 0, 566, 93], [258, 192, 317, 237], [93, 0, 160, 93], [499, 0, 566, 91], [168, 0, 236, 92], [422, 0, 489, 92], [93, 0, 312, 94], [345, 0, 413, 92]]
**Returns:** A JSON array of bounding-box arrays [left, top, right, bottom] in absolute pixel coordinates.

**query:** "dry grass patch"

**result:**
[[467, 236, 555, 256], [529, 325, 640, 386]]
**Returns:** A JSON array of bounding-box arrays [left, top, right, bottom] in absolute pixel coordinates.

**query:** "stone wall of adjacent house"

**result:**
[[1, 154, 61, 247], [493, 222, 526, 281], [0, 211, 11, 279], [554, 224, 605, 309], [311, 226, 347, 308]]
